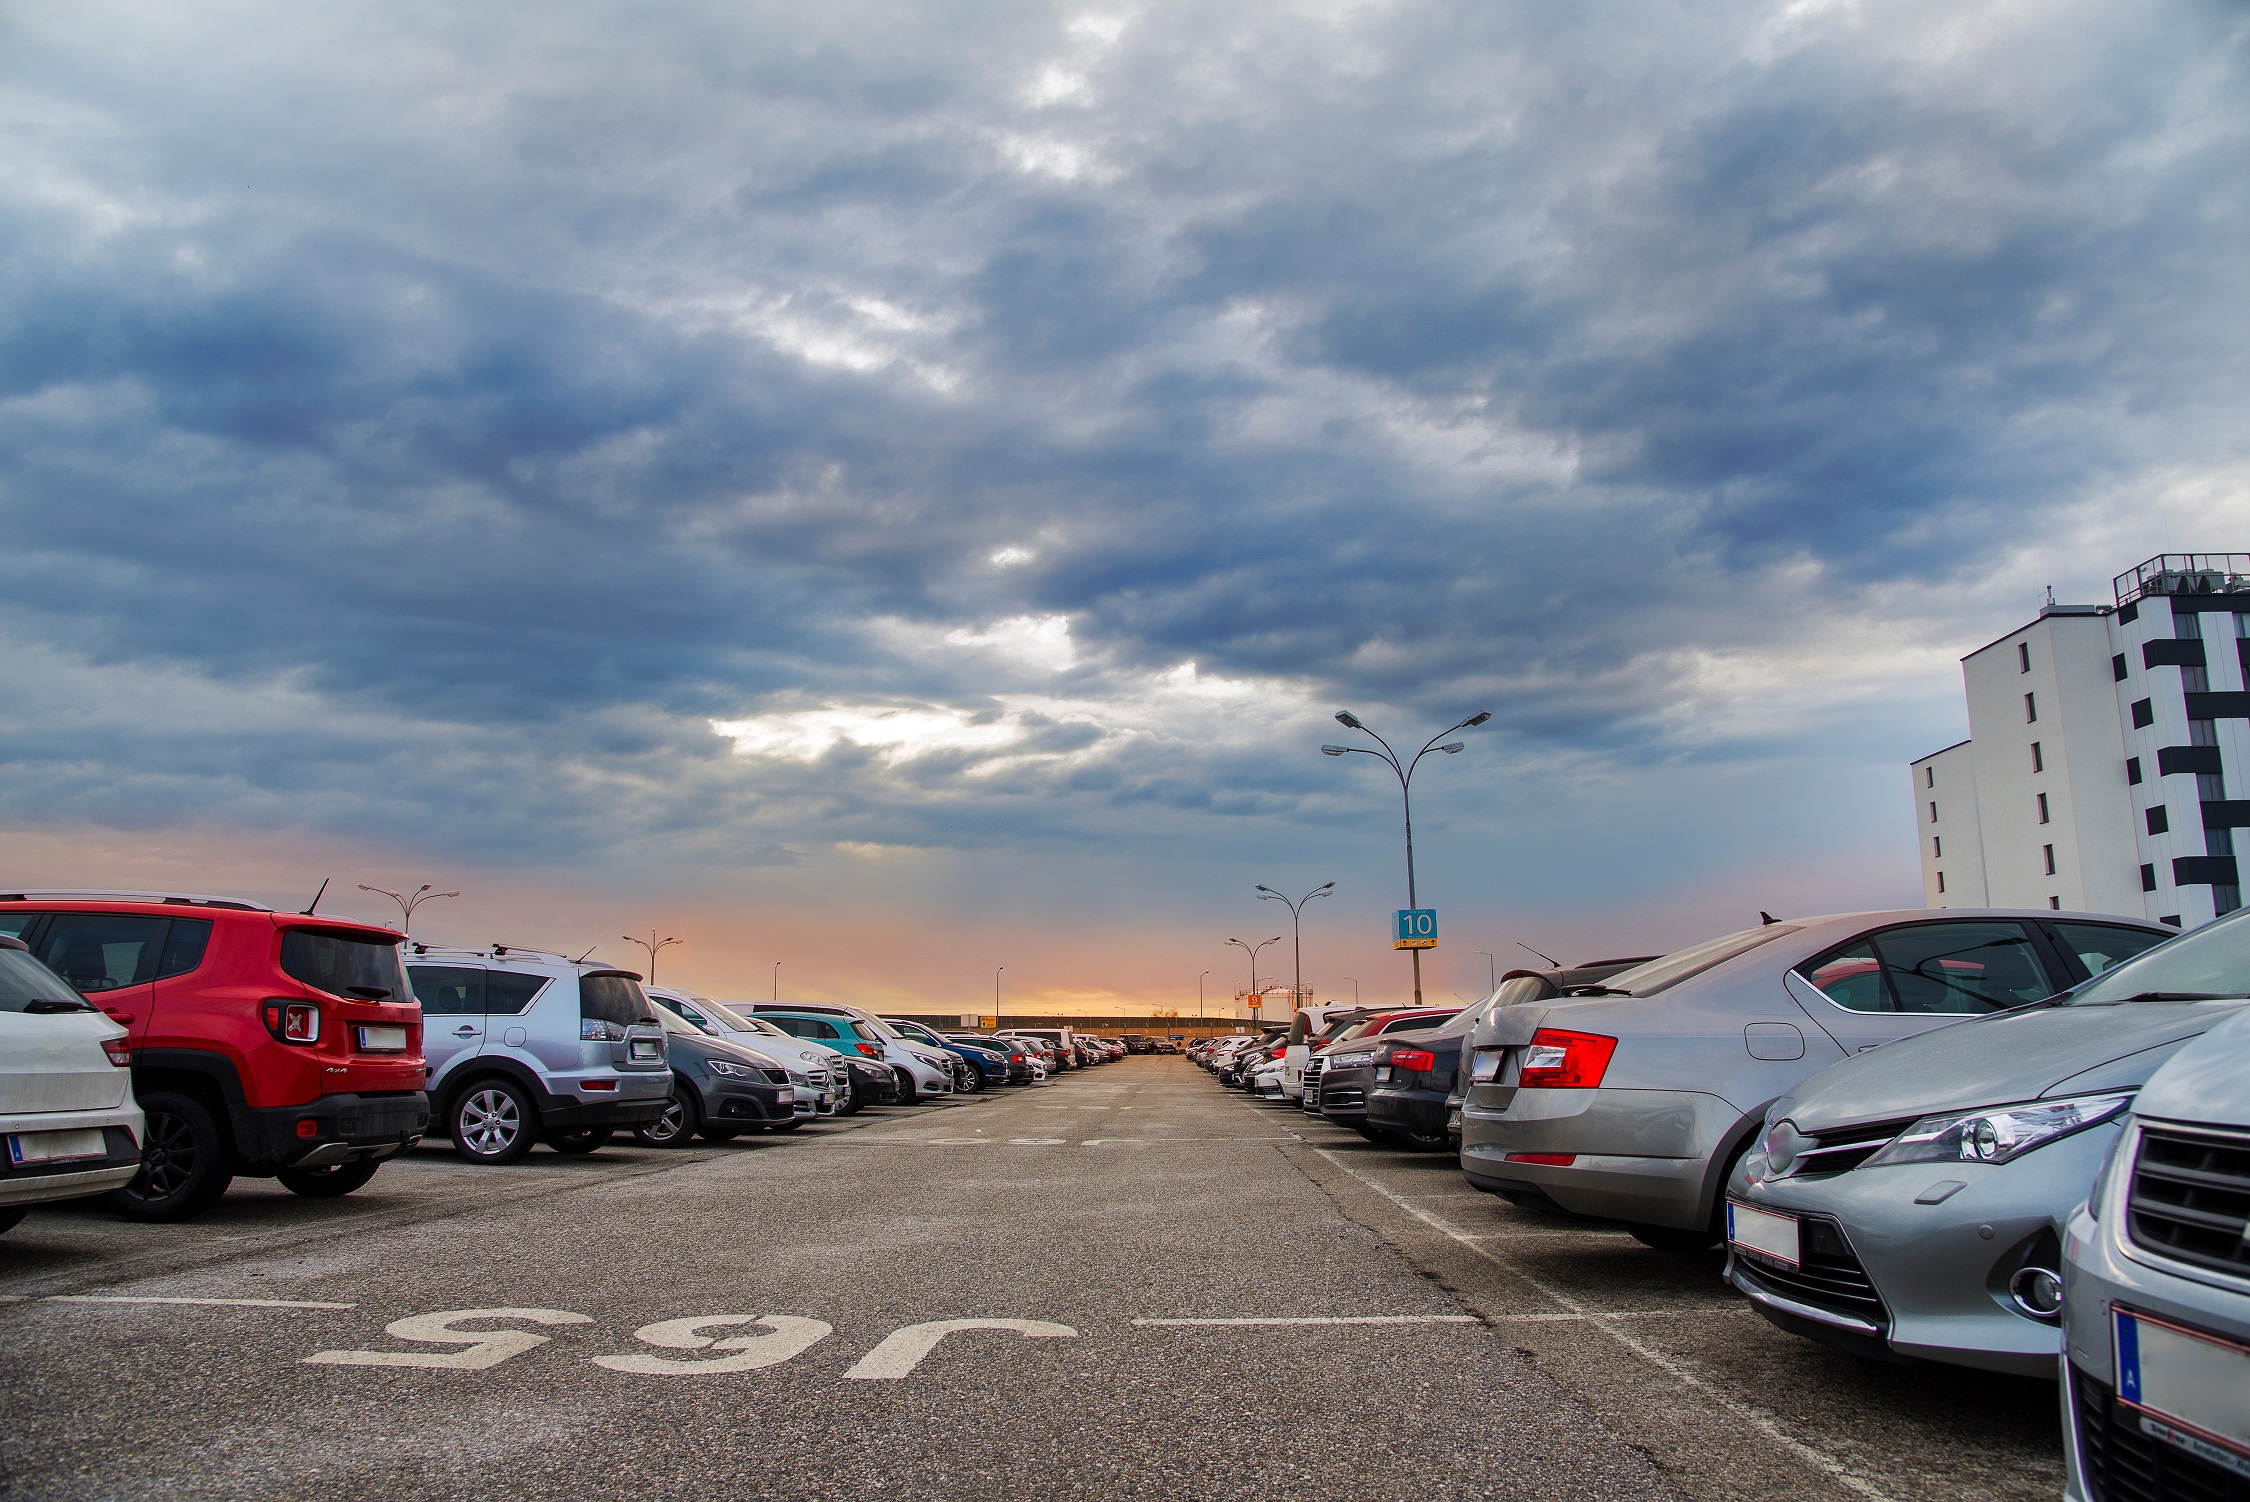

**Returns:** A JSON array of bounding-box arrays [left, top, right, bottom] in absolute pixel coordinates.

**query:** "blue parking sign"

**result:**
[[1393, 909, 1437, 950]]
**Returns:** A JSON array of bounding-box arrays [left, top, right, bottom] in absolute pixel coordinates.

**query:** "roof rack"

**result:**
[[404, 941, 613, 967], [0, 890, 269, 911]]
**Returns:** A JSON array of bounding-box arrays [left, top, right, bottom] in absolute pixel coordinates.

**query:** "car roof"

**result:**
[[0, 894, 403, 942]]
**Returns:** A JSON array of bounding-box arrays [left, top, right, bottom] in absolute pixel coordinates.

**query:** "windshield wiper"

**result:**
[[2097, 991, 2239, 1005], [23, 999, 93, 1014], [1563, 984, 1633, 997]]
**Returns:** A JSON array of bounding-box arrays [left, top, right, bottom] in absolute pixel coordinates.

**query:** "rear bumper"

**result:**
[[1367, 1085, 1449, 1136], [1460, 1086, 1735, 1228], [0, 1113, 145, 1207], [238, 1091, 429, 1173]]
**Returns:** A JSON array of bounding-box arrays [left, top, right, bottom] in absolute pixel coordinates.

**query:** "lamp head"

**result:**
[[1320, 745, 1348, 756], [1317, 881, 1335, 892], [1439, 741, 1465, 753], [1255, 885, 1276, 895], [1334, 711, 1362, 729], [1465, 711, 1492, 726]]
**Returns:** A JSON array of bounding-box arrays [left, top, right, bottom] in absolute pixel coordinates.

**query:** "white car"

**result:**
[[647, 988, 841, 1116], [747, 1003, 955, 1103], [1, 936, 145, 1232]]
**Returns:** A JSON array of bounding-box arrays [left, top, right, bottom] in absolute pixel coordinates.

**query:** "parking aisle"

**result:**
[[2, 1059, 1666, 1502]]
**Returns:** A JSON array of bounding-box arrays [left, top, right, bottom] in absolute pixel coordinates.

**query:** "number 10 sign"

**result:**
[[1393, 909, 1437, 950]]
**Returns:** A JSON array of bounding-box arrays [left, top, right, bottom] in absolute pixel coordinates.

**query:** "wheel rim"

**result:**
[[459, 1088, 522, 1155], [645, 1095, 686, 1142], [128, 1109, 197, 1201]]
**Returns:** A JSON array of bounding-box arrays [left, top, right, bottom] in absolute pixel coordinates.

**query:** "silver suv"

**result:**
[[405, 946, 670, 1163], [645, 987, 839, 1117]]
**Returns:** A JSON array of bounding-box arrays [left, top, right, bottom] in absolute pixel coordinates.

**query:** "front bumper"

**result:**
[[0, 1107, 145, 1207], [1727, 1127, 2119, 1378], [708, 1081, 792, 1126], [238, 1091, 429, 1173], [1459, 1085, 1736, 1228]]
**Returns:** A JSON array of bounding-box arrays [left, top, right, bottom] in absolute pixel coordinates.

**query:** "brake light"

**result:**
[[101, 1038, 132, 1067], [1516, 1029, 1615, 1089], [857, 1043, 881, 1057], [1389, 1048, 1436, 1073], [1506, 1152, 1576, 1166], [261, 999, 321, 1044]]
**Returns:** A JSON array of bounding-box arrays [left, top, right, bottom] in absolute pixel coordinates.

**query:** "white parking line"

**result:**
[[1133, 1315, 1480, 1327], [1314, 1148, 1899, 1502], [43, 1294, 356, 1309]]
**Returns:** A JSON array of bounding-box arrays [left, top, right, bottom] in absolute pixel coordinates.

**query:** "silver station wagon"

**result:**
[[1458, 909, 2170, 1251]]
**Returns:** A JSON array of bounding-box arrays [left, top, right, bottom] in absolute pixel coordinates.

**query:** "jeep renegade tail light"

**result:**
[[1516, 1029, 1615, 1089], [261, 999, 321, 1044]]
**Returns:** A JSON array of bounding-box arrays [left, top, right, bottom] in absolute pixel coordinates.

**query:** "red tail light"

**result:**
[[1517, 1029, 1615, 1089], [857, 1043, 881, 1057], [101, 1038, 132, 1067], [1389, 1048, 1436, 1073]]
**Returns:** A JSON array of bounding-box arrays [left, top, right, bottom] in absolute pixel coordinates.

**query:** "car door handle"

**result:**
[[103, 1009, 137, 1026], [453, 1025, 479, 1037]]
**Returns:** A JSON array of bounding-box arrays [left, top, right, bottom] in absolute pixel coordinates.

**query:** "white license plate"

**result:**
[[355, 1024, 408, 1053], [1471, 1047, 1506, 1082], [629, 1038, 662, 1060], [2115, 1307, 2250, 1477], [1726, 1200, 1801, 1268], [9, 1128, 108, 1165]]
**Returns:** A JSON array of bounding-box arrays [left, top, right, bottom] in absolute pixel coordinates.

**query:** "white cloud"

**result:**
[[943, 614, 1077, 672], [990, 545, 1037, 568]]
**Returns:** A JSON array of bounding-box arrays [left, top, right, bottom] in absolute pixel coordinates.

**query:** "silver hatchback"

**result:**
[[1459, 909, 2169, 1250]]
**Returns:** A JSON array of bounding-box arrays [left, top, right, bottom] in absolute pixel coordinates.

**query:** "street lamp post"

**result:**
[[1224, 936, 1281, 1022], [1342, 976, 1359, 1004], [356, 882, 459, 937], [994, 965, 1005, 1018], [1198, 969, 1211, 1030], [1255, 881, 1334, 1021], [1321, 709, 1493, 1005], [621, 930, 682, 985], [772, 961, 781, 1001], [1476, 950, 1497, 994]]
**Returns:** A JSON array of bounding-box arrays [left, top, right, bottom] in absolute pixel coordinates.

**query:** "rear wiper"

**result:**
[[24, 999, 93, 1014], [1562, 984, 1633, 997], [344, 985, 393, 1000]]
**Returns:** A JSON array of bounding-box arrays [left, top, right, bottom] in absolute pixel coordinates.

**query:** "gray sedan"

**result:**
[[1459, 908, 2169, 1252], [1726, 908, 2248, 1374]]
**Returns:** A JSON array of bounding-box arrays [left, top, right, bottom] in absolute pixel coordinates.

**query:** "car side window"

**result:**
[[156, 919, 213, 979], [485, 973, 548, 1015], [1797, 939, 1892, 1011], [2048, 922, 2168, 980], [36, 914, 162, 993], [409, 965, 486, 1015], [1877, 922, 2054, 1013], [0, 913, 39, 940]]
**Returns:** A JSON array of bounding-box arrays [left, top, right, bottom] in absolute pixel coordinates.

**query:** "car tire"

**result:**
[[107, 1089, 233, 1222], [546, 1128, 612, 1154], [959, 1067, 985, 1095], [0, 1205, 28, 1235], [1627, 1222, 1720, 1254], [275, 1158, 383, 1198], [633, 1081, 700, 1147], [450, 1079, 538, 1165], [893, 1067, 918, 1105]]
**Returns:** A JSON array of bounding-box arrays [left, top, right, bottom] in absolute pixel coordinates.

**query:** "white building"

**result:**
[[1914, 553, 2250, 928]]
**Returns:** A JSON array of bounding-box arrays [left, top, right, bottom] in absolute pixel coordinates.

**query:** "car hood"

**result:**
[[2135, 1006, 2250, 1129], [1782, 999, 2250, 1134]]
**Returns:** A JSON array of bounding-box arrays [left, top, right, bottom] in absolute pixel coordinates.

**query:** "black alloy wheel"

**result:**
[[633, 1080, 700, 1147], [450, 1078, 538, 1165], [546, 1128, 613, 1154], [107, 1089, 233, 1222], [276, 1157, 383, 1198]]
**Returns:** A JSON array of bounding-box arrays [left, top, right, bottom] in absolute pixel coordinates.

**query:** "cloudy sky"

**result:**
[[3, 0, 2245, 1013]]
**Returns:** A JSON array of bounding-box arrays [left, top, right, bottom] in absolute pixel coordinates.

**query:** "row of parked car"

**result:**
[[1195, 903, 2250, 1502], [0, 890, 1130, 1229]]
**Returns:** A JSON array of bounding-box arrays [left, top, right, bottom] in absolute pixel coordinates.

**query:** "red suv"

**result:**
[[0, 893, 429, 1221]]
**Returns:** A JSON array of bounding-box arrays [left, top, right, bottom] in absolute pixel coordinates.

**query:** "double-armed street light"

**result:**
[[1224, 935, 1281, 1020], [1256, 881, 1333, 1020], [1321, 709, 1492, 1005], [622, 930, 682, 984], [357, 882, 459, 937]]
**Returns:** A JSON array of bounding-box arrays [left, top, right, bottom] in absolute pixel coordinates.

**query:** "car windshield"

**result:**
[[2061, 909, 2250, 1005], [1594, 925, 1799, 997], [656, 1009, 707, 1038], [860, 1016, 904, 1040], [280, 927, 409, 1000], [0, 947, 86, 1012]]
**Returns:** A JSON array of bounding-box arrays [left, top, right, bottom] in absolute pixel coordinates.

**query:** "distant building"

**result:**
[[1914, 554, 2250, 928]]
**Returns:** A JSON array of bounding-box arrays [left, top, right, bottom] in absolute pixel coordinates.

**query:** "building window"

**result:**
[[2113, 653, 2128, 681], [2026, 692, 2038, 723], [1936, 871, 1946, 894], [2219, 885, 2243, 917], [2049, 896, 2061, 910], [2037, 792, 2050, 824], [2031, 742, 2044, 773], [2202, 771, 2229, 801], [1929, 801, 1938, 824], [1933, 836, 1942, 859], [2142, 863, 2158, 892], [2178, 612, 2204, 640], [2018, 642, 2031, 673], [2043, 844, 2057, 876], [2132, 698, 2155, 729], [1925, 765, 1934, 788], [2147, 805, 2170, 835], [2162, 913, 2181, 926], [2127, 756, 2143, 785]]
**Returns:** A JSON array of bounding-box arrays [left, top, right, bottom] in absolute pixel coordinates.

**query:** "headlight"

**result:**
[[706, 1060, 762, 1079], [1862, 1093, 2133, 1169], [1328, 1051, 1376, 1069]]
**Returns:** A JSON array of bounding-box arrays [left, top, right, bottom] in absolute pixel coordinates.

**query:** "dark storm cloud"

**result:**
[[0, 0, 2243, 866]]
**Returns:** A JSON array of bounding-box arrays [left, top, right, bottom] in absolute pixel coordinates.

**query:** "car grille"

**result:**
[[2072, 1366, 2249, 1501], [1731, 1215, 1889, 1329], [1302, 1057, 1327, 1107], [1322, 1086, 1365, 1111], [2128, 1124, 2250, 1279], [1787, 1118, 1915, 1179]]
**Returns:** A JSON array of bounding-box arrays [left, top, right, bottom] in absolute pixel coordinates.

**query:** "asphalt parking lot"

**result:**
[[0, 1057, 2061, 1501]]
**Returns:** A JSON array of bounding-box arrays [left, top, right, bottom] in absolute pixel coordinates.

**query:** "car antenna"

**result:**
[[576, 946, 598, 963], [1760, 910, 1778, 925], [300, 877, 329, 915], [1515, 941, 1560, 967]]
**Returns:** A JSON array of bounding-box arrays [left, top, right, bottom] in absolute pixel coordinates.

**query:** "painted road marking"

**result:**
[[44, 1294, 357, 1309], [306, 1307, 593, 1369], [842, 1319, 1078, 1379], [593, 1315, 832, 1375], [1134, 1315, 1479, 1327]]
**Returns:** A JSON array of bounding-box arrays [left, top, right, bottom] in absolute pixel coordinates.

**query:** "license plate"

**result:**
[[2115, 1306, 2250, 1478], [1726, 1200, 1800, 1268], [629, 1038, 662, 1060], [355, 1024, 408, 1053], [9, 1128, 108, 1165], [1471, 1047, 1505, 1082]]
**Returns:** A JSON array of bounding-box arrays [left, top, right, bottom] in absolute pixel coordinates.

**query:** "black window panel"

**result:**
[[2173, 855, 2241, 887], [155, 919, 212, 980], [2141, 864, 2159, 892], [2147, 805, 2170, 835], [2026, 692, 2038, 723], [2119, 600, 2139, 624], [36, 914, 162, 994], [2112, 653, 2128, 681], [2143, 639, 2207, 669], [2017, 643, 2031, 672], [2043, 844, 2057, 875], [485, 972, 548, 1014], [2238, 637, 2250, 684], [408, 965, 485, 1015], [2157, 745, 2222, 776], [2127, 757, 2144, 784], [281, 929, 408, 1000], [2038, 792, 2051, 824], [1875, 922, 2056, 1014], [578, 974, 654, 1026], [2131, 698, 2155, 729], [2184, 691, 2250, 720], [2204, 801, 2250, 828]]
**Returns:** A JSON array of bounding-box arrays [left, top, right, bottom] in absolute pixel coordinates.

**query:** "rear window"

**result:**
[[0, 947, 84, 1013], [486, 972, 548, 1014], [157, 919, 212, 979], [1597, 925, 1798, 997], [280, 928, 408, 1000], [2050, 922, 2167, 980], [579, 974, 655, 1026]]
